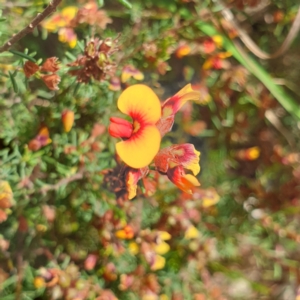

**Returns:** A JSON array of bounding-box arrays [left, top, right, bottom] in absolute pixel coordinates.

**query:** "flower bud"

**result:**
[[41, 74, 60, 91], [40, 57, 60, 73], [61, 110, 75, 132], [23, 61, 39, 78]]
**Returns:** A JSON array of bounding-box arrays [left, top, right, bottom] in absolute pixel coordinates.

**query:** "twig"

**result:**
[[217, 0, 300, 59], [0, 0, 62, 53], [39, 171, 84, 194]]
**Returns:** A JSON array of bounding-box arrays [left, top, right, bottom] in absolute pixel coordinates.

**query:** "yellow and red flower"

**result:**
[[42, 6, 78, 48], [109, 84, 161, 169], [115, 225, 135, 240], [109, 84, 204, 198], [28, 127, 52, 151], [156, 84, 202, 136], [126, 167, 149, 200], [121, 65, 144, 83], [202, 51, 232, 70], [154, 144, 201, 194]]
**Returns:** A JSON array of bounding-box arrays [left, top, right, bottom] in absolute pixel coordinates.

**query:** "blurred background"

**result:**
[[0, 0, 300, 299]]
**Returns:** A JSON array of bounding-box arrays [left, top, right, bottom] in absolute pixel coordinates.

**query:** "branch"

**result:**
[[0, 0, 62, 53], [39, 171, 84, 194]]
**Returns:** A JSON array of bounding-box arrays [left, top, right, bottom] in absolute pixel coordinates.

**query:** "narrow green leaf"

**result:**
[[118, 0, 132, 9], [8, 71, 19, 93], [9, 49, 36, 62]]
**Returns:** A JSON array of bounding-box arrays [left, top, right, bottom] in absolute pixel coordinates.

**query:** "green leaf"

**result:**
[[9, 49, 36, 62], [8, 71, 19, 93], [118, 0, 132, 9]]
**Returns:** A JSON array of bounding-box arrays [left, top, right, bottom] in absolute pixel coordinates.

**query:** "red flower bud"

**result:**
[[108, 117, 133, 139]]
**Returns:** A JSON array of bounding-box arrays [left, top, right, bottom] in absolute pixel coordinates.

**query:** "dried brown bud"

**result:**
[[68, 36, 118, 83], [40, 74, 61, 90], [40, 57, 60, 73], [23, 61, 39, 78]]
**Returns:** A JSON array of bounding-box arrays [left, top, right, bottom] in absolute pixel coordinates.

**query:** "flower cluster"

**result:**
[[68, 37, 119, 83], [109, 84, 205, 199], [23, 57, 60, 90], [42, 1, 112, 48]]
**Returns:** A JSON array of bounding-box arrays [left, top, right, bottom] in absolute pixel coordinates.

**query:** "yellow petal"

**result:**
[[174, 84, 201, 106], [158, 231, 171, 241], [61, 6, 78, 21], [128, 242, 139, 255], [133, 72, 144, 81], [117, 85, 161, 125], [184, 225, 199, 239], [202, 188, 220, 208], [154, 242, 170, 255], [116, 125, 161, 169], [151, 255, 165, 271]]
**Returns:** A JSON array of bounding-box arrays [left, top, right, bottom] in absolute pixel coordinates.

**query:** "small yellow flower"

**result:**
[[128, 242, 139, 255], [151, 254, 165, 271], [154, 241, 170, 255], [34, 276, 46, 289], [184, 225, 199, 239], [157, 231, 171, 241]]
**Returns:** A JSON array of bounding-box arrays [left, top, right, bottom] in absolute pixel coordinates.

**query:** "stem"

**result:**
[[0, 0, 62, 53]]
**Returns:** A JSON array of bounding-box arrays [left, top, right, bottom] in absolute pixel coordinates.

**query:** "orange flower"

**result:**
[[40, 74, 61, 91], [235, 146, 260, 161], [61, 109, 75, 132], [175, 44, 191, 58], [154, 144, 200, 194], [42, 6, 78, 31], [109, 85, 161, 169], [115, 225, 134, 239], [167, 165, 200, 194], [28, 127, 52, 151]]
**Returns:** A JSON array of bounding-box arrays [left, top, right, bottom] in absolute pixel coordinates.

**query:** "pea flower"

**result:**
[[157, 84, 203, 136], [115, 224, 134, 239], [28, 127, 52, 151], [42, 6, 78, 48], [109, 84, 161, 169], [154, 144, 201, 194], [121, 65, 144, 83], [109, 83, 204, 199]]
